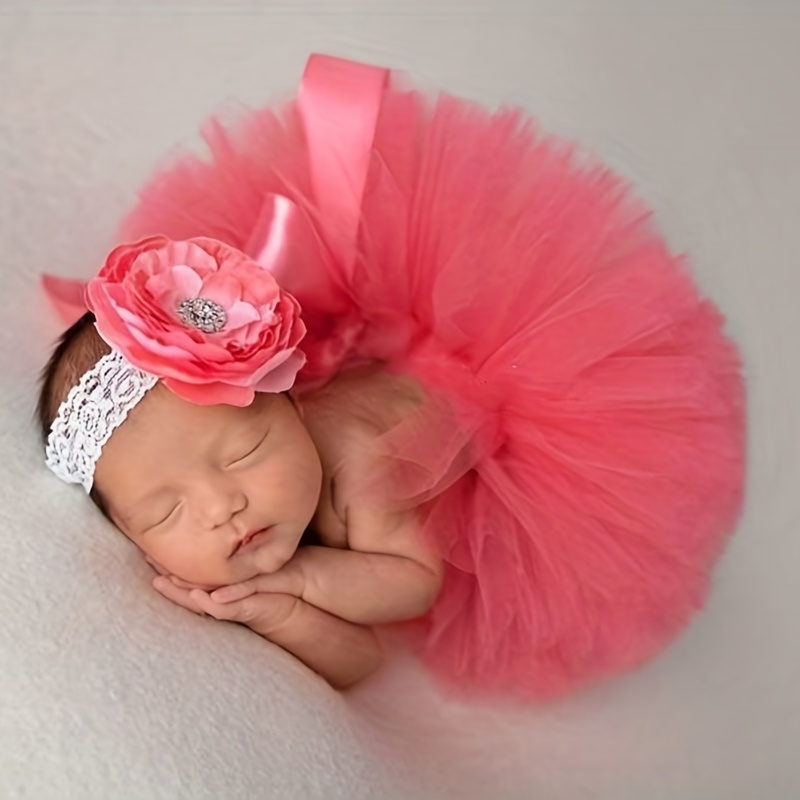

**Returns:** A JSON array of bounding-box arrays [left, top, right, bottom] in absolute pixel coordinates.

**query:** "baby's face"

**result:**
[[93, 385, 323, 588]]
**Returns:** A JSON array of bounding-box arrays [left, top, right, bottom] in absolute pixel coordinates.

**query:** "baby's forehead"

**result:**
[[99, 388, 268, 473], [133, 384, 266, 432]]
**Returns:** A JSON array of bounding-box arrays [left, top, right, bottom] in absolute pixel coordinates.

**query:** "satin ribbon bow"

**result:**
[[42, 53, 390, 382]]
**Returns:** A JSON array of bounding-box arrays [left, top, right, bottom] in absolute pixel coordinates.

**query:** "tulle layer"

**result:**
[[118, 78, 745, 698]]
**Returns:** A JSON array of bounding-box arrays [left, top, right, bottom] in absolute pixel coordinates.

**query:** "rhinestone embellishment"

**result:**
[[177, 297, 227, 333]]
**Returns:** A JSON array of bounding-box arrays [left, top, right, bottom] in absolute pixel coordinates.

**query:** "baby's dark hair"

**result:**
[[37, 312, 112, 515]]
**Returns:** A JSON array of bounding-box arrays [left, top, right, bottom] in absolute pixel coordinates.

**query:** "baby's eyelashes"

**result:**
[[227, 431, 269, 467], [143, 502, 180, 532]]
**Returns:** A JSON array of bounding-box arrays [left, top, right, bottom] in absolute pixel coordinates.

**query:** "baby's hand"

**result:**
[[208, 554, 307, 605], [152, 576, 300, 637]]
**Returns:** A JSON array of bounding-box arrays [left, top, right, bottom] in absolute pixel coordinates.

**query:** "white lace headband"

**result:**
[[45, 350, 158, 492], [42, 230, 310, 492]]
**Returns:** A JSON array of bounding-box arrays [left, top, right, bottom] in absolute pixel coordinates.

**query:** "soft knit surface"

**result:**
[[4, 3, 798, 798]]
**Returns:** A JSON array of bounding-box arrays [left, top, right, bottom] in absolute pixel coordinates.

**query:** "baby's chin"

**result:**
[[198, 543, 298, 587], [233, 540, 296, 581]]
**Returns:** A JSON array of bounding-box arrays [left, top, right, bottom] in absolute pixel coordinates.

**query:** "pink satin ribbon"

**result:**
[[41, 274, 91, 327], [296, 53, 388, 279], [42, 53, 390, 337]]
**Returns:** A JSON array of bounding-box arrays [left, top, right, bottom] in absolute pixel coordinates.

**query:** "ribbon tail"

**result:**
[[297, 53, 389, 278], [41, 275, 89, 326]]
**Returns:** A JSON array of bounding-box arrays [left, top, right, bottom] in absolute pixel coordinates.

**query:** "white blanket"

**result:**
[[3, 2, 798, 797]]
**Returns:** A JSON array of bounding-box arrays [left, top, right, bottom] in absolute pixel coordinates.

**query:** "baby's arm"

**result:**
[[153, 577, 382, 690], [212, 508, 443, 626], [251, 598, 383, 689], [294, 510, 442, 624]]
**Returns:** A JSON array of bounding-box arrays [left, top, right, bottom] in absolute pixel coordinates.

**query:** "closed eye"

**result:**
[[145, 503, 179, 532], [230, 432, 268, 466]]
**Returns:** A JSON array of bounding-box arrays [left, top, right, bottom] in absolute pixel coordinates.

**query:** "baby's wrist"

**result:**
[[290, 548, 313, 598], [251, 593, 303, 638]]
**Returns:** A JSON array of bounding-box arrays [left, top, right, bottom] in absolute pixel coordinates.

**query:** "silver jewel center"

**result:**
[[177, 297, 227, 334]]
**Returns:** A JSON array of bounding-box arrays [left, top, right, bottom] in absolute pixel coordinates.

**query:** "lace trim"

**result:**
[[45, 350, 158, 492]]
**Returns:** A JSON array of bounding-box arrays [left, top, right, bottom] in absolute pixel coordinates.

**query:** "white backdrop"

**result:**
[[1, 2, 798, 798]]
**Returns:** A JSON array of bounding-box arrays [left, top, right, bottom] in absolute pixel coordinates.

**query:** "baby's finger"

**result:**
[[190, 590, 276, 628], [213, 568, 303, 602], [209, 581, 259, 604], [153, 576, 205, 615], [191, 591, 299, 634], [169, 575, 219, 592], [189, 589, 244, 621]]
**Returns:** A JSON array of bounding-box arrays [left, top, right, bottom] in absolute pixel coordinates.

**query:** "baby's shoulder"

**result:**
[[300, 364, 426, 534], [302, 363, 425, 450]]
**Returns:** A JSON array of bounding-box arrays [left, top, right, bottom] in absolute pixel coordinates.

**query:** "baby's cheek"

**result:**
[[143, 543, 222, 587]]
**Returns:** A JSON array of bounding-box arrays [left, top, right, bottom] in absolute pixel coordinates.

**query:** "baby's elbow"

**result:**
[[339, 653, 383, 691], [408, 562, 443, 619], [336, 635, 384, 690]]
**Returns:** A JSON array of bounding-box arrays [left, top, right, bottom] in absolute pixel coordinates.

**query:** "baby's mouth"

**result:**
[[232, 527, 273, 555]]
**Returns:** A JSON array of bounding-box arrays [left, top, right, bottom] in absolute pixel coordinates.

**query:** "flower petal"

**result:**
[[89, 234, 307, 404], [223, 301, 261, 331], [164, 377, 254, 407], [200, 272, 242, 308], [161, 240, 219, 275], [146, 264, 203, 303], [252, 350, 307, 393]]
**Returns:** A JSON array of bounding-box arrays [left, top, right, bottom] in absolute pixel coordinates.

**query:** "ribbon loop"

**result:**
[[297, 54, 389, 279]]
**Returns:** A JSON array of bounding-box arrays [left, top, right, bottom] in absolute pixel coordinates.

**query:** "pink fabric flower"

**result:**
[[86, 235, 307, 406]]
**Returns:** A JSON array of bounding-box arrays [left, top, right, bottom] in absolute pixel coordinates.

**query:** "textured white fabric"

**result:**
[[45, 350, 158, 491], [3, 3, 799, 799]]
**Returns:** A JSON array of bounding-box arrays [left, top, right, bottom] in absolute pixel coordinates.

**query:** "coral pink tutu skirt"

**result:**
[[116, 54, 745, 698]]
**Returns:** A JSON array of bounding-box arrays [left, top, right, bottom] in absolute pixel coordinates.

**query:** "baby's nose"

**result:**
[[195, 474, 247, 529]]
